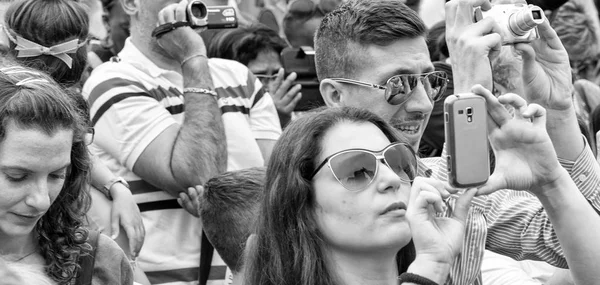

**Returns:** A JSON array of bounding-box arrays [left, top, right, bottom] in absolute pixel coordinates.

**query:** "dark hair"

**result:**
[[314, 0, 427, 80], [0, 61, 91, 284], [283, 0, 324, 47], [5, 0, 89, 87], [208, 25, 288, 65], [244, 106, 416, 285], [427, 20, 448, 62], [200, 167, 266, 273]]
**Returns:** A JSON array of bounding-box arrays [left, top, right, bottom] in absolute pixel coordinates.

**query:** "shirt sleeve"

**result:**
[[248, 74, 282, 140], [84, 75, 178, 171]]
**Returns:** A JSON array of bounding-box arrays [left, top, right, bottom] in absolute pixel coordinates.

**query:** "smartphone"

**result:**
[[444, 93, 490, 188]]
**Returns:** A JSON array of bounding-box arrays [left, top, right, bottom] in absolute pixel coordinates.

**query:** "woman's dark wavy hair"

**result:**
[[5, 0, 89, 87], [244, 106, 416, 285], [0, 61, 91, 284]]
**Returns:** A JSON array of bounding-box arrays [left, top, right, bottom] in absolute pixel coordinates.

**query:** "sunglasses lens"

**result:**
[[329, 151, 377, 191], [384, 144, 417, 182], [385, 72, 448, 105], [424, 72, 448, 101]]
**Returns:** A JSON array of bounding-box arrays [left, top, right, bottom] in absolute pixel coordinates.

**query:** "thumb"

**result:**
[[474, 172, 505, 196], [451, 187, 478, 222], [110, 212, 120, 240]]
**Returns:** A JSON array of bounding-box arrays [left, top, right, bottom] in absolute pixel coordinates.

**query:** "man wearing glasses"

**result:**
[[314, 0, 600, 284]]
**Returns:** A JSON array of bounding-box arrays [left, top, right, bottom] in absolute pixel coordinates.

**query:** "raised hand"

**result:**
[[471, 84, 563, 195], [269, 68, 302, 127], [514, 20, 573, 111], [407, 177, 477, 266], [445, 0, 501, 93], [155, 0, 208, 63]]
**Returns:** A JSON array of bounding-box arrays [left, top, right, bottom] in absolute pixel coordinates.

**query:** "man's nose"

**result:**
[[403, 81, 433, 114]]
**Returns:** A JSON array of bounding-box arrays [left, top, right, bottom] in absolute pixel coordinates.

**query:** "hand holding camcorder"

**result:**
[[474, 3, 545, 45], [152, 0, 238, 39]]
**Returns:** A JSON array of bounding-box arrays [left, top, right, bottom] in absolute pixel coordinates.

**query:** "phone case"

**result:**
[[444, 94, 490, 188]]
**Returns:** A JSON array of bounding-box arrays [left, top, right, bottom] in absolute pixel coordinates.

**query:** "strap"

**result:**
[[151, 21, 192, 39], [75, 230, 100, 285], [198, 230, 214, 285]]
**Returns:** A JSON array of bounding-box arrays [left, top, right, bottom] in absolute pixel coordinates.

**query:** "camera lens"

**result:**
[[466, 107, 472, 115], [508, 6, 544, 36], [189, 1, 207, 19]]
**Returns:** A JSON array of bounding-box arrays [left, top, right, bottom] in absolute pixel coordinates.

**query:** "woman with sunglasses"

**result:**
[[243, 85, 600, 285]]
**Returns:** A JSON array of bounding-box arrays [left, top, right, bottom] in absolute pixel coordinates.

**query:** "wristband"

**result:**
[[183, 88, 218, 97], [101, 177, 130, 200], [397, 273, 439, 285]]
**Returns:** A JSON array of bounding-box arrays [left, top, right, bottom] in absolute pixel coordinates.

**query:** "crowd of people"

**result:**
[[1, 0, 600, 284]]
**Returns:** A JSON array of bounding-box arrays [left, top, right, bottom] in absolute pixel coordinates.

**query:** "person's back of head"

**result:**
[[314, 0, 426, 81], [0, 60, 91, 284], [200, 167, 266, 275], [208, 25, 288, 66], [283, 0, 324, 47], [553, 0, 600, 83], [4, 0, 89, 87]]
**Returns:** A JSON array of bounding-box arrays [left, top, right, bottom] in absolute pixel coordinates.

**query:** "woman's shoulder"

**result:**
[[93, 233, 134, 285]]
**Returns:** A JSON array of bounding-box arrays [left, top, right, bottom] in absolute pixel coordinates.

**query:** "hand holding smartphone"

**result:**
[[444, 93, 490, 188]]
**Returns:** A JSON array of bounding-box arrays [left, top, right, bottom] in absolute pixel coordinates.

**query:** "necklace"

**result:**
[[6, 248, 39, 263]]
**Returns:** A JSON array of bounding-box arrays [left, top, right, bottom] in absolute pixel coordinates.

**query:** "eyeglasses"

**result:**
[[330, 71, 449, 106], [310, 142, 417, 191], [254, 73, 278, 85]]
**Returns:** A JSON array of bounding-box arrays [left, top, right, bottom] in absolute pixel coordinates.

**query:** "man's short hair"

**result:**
[[314, 0, 427, 81], [200, 167, 266, 273]]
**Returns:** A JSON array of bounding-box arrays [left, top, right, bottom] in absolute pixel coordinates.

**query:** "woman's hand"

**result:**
[[406, 178, 478, 268], [471, 84, 564, 195], [110, 184, 146, 259], [177, 186, 203, 218]]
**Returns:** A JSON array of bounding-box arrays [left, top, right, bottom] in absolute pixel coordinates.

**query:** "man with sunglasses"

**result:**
[[315, 0, 600, 284]]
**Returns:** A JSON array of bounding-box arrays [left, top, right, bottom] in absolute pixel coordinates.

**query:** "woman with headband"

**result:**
[[1, 0, 147, 283], [0, 62, 133, 284]]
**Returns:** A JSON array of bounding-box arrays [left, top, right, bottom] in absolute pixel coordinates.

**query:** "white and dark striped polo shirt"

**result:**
[[82, 39, 281, 285]]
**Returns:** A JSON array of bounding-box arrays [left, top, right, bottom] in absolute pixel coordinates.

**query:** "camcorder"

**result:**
[[474, 3, 545, 45], [186, 1, 238, 29], [280, 46, 325, 112]]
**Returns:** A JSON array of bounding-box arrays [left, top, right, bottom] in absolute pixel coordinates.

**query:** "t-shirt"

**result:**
[[82, 38, 281, 285]]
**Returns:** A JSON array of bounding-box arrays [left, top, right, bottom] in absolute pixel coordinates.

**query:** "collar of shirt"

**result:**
[[118, 38, 184, 87]]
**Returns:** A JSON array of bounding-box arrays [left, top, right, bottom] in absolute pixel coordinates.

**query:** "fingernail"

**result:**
[[111, 234, 118, 239]]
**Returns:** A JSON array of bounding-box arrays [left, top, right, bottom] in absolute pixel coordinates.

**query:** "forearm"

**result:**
[[90, 154, 131, 198], [546, 106, 584, 161], [536, 169, 600, 285], [170, 57, 227, 187]]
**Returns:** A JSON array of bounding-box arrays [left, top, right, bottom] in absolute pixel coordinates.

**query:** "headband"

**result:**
[[2, 25, 87, 69]]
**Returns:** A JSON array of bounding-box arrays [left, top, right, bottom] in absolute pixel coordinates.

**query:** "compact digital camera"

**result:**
[[474, 3, 545, 45], [186, 1, 238, 29]]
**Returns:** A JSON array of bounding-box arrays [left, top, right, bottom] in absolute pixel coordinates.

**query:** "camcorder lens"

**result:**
[[190, 2, 206, 18], [532, 10, 542, 20]]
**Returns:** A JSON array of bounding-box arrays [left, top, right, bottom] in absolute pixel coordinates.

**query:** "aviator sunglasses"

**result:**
[[310, 142, 417, 191], [330, 71, 449, 106]]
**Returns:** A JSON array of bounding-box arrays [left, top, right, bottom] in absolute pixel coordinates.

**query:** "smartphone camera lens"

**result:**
[[466, 107, 473, 115]]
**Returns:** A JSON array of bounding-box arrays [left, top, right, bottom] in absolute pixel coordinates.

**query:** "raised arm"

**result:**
[[130, 1, 227, 196]]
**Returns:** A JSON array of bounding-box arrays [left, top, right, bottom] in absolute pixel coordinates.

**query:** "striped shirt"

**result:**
[[419, 140, 600, 285], [82, 39, 281, 285]]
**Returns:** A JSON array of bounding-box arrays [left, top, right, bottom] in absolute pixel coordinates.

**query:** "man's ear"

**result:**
[[120, 0, 139, 16], [320, 79, 345, 108]]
